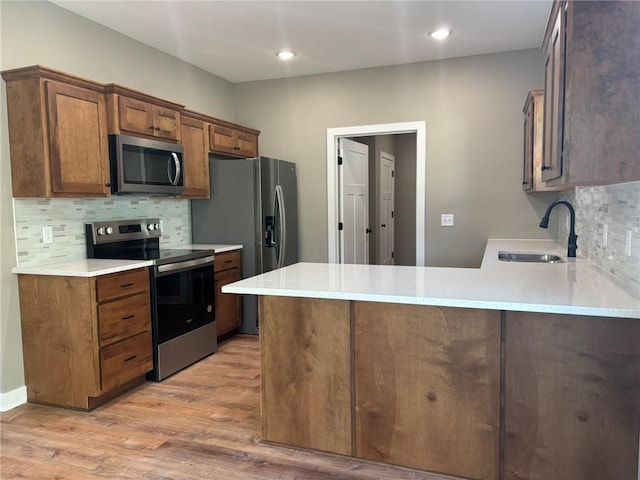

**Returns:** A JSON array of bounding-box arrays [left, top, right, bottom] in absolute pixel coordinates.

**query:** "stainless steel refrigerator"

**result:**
[[191, 156, 299, 334]]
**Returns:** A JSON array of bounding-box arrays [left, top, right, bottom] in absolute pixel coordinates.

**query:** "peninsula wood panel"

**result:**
[[504, 312, 640, 480], [259, 296, 352, 455], [354, 303, 501, 480]]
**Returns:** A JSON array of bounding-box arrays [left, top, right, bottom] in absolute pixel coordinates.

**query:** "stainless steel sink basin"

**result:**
[[498, 251, 564, 263]]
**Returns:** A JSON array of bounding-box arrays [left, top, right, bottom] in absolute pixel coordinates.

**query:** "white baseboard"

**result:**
[[0, 386, 27, 412]]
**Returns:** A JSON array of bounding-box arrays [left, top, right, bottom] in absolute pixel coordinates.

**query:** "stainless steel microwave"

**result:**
[[109, 134, 185, 195]]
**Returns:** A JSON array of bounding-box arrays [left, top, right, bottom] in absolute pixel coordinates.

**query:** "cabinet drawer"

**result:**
[[97, 268, 149, 302], [215, 250, 241, 273], [100, 330, 152, 392], [98, 293, 151, 347]]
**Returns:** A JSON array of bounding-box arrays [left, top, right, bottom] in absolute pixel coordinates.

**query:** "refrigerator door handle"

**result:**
[[275, 184, 286, 269]]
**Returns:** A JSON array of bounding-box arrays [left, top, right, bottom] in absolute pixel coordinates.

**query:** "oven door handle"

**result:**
[[156, 255, 214, 275]]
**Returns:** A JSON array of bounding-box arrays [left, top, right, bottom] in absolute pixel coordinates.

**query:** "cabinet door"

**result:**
[[45, 81, 110, 195], [209, 124, 237, 155], [522, 97, 534, 191], [180, 116, 210, 197], [354, 302, 501, 480], [153, 105, 180, 140], [541, 4, 565, 182], [117, 96, 154, 136], [214, 268, 242, 337], [505, 312, 640, 480], [235, 131, 258, 158]]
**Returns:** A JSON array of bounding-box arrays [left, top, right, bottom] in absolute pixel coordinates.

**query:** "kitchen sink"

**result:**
[[498, 251, 564, 263]]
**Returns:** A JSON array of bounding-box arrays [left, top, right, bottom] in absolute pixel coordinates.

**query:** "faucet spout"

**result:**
[[539, 200, 578, 258]]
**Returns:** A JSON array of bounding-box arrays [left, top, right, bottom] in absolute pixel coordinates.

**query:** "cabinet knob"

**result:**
[[576, 411, 589, 421], [155, 127, 160, 131], [541, 165, 551, 171]]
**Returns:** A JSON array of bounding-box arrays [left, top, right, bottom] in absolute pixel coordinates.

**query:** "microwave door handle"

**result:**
[[167, 153, 181, 186]]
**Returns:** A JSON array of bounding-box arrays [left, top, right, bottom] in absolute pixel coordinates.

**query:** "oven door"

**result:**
[[152, 256, 214, 344]]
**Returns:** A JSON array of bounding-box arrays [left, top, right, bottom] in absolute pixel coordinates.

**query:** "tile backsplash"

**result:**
[[559, 181, 640, 296], [13, 197, 192, 267]]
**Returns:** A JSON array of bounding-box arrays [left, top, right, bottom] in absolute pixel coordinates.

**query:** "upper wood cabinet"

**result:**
[[522, 89, 568, 192], [541, 0, 640, 187], [209, 121, 259, 158], [105, 84, 183, 141], [1, 66, 110, 198], [179, 110, 210, 198]]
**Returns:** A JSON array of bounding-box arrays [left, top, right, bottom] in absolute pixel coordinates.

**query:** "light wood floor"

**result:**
[[1, 336, 452, 480]]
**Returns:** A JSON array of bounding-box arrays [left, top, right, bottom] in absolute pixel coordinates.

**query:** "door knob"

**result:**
[[366, 228, 372, 234], [381, 224, 386, 228]]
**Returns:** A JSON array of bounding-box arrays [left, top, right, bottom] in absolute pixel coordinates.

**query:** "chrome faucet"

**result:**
[[539, 200, 578, 257]]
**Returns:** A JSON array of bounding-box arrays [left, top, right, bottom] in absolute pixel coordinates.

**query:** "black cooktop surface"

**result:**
[[94, 248, 214, 266]]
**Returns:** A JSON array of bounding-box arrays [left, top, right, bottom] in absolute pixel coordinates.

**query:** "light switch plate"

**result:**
[[42, 226, 53, 244], [441, 214, 454, 227]]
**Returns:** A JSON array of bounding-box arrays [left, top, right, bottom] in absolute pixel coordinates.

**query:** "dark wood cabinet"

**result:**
[[214, 250, 242, 338], [523, 89, 566, 192], [179, 111, 210, 198], [541, 0, 640, 187], [354, 302, 501, 479], [1, 66, 110, 198], [504, 312, 640, 480]]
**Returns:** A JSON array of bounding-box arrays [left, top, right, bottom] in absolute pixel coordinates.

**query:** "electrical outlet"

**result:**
[[42, 226, 53, 244], [441, 214, 454, 227], [626, 230, 633, 257], [602, 224, 608, 247]]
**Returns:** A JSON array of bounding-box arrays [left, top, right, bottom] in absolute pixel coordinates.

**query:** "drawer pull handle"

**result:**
[[224, 259, 233, 263], [120, 283, 134, 288], [121, 314, 135, 320], [576, 411, 589, 421], [426, 392, 437, 401], [124, 355, 137, 362]]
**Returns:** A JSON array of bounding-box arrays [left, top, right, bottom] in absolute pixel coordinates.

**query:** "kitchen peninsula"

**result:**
[[223, 239, 640, 480]]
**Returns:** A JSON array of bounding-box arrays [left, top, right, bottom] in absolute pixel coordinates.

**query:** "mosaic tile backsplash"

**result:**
[[13, 197, 192, 267], [559, 181, 640, 296]]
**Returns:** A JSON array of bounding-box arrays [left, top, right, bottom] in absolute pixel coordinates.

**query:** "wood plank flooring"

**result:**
[[1, 336, 454, 480]]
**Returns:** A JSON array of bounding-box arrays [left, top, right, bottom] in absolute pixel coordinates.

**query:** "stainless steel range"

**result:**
[[86, 218, 216, 381]]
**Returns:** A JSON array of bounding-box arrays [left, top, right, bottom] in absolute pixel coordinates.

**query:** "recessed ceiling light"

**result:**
[[276, 50, 296, 60], [429, 29, 452, 40]]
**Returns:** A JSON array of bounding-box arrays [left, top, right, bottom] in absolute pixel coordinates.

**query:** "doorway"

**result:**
[[326, 121, 426, 266]]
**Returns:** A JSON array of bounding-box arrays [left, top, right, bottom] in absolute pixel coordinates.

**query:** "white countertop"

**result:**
[[223, 239, 640, 319], [184, 244, 243, 253], [12, 259, 154, 277], [12, 244, 242, 277]]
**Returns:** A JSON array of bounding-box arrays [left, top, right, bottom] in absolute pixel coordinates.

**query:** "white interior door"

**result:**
[[339, 138, 369, 264], [379, 151, 395, 265]]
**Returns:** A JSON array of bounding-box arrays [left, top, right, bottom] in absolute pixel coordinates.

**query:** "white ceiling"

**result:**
[[50, 0, 553, 83]]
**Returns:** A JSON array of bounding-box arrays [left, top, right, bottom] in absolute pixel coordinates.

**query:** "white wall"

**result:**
[[0, 0, 235, 402], [232, 49, 560, 267]]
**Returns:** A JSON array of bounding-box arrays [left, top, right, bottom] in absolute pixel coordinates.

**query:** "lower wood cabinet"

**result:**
[[17, 268, 153, 410], [214, 250, 242, 338], [354, 303, 501, 479], [504, 312, 640, 480]]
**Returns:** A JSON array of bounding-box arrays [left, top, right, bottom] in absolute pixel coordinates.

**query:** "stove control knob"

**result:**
[[105, 226, 114, 235], [147, 223, 156, 231], [97, 227, 105, 236]]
